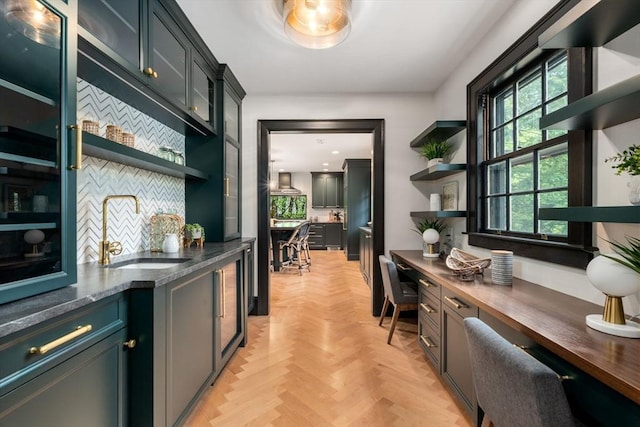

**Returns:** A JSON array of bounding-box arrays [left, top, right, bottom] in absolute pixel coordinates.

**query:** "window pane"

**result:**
[[492, 123, 513, 156], [510, 194, 534, 233], [539, 191, 568, 236], [539, 143, 568, 190], [488, 196, 506, 230], [546, 95, 567, 114], [494, 88, 513, 125], [487, 162, 506, 195], [516, 108, 542, 149], [510, 154, 533, 193], [517, 70, 542, 114], [547, 54, 568, 100]]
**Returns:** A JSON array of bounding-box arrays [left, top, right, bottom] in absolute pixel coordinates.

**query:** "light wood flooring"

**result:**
[[185, 251, 471, 427]]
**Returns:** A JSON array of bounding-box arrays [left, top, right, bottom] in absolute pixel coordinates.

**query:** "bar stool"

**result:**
[[279, 221, 311, 275]]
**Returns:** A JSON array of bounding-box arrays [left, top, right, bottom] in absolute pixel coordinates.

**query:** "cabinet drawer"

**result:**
[[419, 290, 441, 331], [417, 274, 441, 299], [0, 295, 126, 394], [418, 316, 440, 372], [442, 289, 478, 319]]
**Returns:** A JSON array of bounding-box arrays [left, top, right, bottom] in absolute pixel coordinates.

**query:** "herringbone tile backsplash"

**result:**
[[77, 79, 185, 263]]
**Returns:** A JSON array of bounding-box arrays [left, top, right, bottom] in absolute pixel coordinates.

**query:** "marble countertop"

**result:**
[[0, 239, 254, 339]]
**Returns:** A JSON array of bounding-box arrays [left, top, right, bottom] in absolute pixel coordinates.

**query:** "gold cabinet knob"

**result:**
[[152, 71, 158, 78], [143, 67, 153, 76], [123, 339, 136, 349], [190, 106, 198, 112]]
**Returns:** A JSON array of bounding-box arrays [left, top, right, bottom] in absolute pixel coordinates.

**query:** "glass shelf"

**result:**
[[539, 206, 640, 223], [409, 120, 466, 148], [83, 132, 208, 180], [410, 163, 466, 181]]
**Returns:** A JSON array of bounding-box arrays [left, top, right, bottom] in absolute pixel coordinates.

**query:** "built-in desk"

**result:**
[[390, 250, 640, 427]]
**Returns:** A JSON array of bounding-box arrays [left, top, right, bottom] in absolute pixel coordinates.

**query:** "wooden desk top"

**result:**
[[390, 250, 640, 405]]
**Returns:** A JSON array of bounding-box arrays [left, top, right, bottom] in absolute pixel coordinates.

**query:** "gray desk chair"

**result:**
[[463, 317, 577, 427], [378, 255, 418, 344]]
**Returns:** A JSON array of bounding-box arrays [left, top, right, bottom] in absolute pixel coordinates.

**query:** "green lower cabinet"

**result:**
[[0, 329, 128, 427]]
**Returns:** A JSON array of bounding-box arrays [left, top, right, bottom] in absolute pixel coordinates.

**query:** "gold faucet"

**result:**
[[99, 195, 140, 265]]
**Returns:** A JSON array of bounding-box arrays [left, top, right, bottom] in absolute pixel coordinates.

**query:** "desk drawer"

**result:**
[[442, 289, 478, 319], [0, 294, 126, 395], [417, 274, 441, 299], [418, 316, 440, 372], [419, 290, 441, 331]]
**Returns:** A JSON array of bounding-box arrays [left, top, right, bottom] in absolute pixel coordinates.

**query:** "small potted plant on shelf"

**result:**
[[605, 144, 640, 205], [414, 218, 446, 258], [420, 139, 454, 167]]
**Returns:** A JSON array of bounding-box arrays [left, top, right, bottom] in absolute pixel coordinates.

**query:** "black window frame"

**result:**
[[466, 0, 594, 269]]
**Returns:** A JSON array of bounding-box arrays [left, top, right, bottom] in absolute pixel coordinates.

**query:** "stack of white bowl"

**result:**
[[491, 250, 513, 285]]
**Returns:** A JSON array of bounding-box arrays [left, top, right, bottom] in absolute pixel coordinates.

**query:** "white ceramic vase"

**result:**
[[162, 233, 180, 253]]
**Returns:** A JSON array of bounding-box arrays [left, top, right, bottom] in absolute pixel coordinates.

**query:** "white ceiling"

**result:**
[[176, 0, 517, 171], [177, 0, 517, 95]]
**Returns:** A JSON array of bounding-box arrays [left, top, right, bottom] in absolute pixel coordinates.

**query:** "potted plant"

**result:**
[[184, 223, 204, 240], [420, 139, 454, 167], [414, 218, 446, 258], [605, 144, 640, 205], [604, 236, 640, 275]]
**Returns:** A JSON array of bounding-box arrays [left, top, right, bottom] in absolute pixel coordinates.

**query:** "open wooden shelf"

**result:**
[[410, 211, 466, 219], [83, 132, 208, 180], [539, 75, 640, 130], [539, 206, 640, 223], [538, 0, 640, 49], [409, 120, 466, 148], [410, 163, 466, 181]]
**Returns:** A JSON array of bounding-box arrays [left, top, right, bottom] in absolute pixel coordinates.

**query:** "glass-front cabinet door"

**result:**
[[216, 254, 244, 364], [148, 1, 188, 109], [191, 53, 215, 126], [224, 140, 240, 240], [78, 0, 142, 74], [224, 90, 239, 142], [0, 0, 77, 304]]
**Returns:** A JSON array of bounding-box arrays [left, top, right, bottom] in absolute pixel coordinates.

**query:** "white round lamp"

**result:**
[[24, 229, 45, 257], [585, 255, 640, 338], [422, 229, 440, 258]]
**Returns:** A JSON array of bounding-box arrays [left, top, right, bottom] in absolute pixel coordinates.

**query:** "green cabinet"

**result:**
[[343, 159, 371, 261], [0, 295, 129, 426], [129, 250, 247, 426], [0, 0, 77, 304], [311, 172, 343, 208]]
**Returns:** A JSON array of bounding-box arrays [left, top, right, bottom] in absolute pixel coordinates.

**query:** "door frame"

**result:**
[[256, 119, 385, 316]]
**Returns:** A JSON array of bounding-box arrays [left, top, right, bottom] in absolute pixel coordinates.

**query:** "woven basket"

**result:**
[[106, 125, 123, 143], [81, 120, 99, 135], [445, 248, 491, 278], [121, 132, 135, 147]]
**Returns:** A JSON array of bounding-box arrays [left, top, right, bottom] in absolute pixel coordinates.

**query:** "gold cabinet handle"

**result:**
[[420, 303, 435, 314], [68, 124, 82, 170], [123, 339, 137, 349], [418, 278, 433, 288], [396, 263, 410, 272], [444, 296, 468, 310], [221, 269, 226, 319], [29, 325, 93, 355], [420, 335, 436, 348], [224, 177, 230, 197]]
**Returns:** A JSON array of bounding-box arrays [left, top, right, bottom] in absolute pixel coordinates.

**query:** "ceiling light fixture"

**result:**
[[283, 0, 352, 49], [5, 0, 61, 49]]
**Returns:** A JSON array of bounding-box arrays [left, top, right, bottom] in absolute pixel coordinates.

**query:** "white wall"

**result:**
[[241, 1, 640, 314], [242, 93, 435, 254], [432, 1, 640, 312]]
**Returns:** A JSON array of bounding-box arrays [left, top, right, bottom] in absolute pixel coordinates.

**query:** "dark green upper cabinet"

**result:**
[[78, 0, 219, 135], [224, 89, 240, 142], [311, 172, 344, 208], [0, 0, 77, 304]]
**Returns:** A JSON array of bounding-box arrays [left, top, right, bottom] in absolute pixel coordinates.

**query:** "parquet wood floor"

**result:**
[[184, 251, 471, 427]]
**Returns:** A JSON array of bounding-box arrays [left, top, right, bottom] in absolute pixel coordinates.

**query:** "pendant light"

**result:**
[[5, 0, 61, 49], [283, 0, 352, 49]]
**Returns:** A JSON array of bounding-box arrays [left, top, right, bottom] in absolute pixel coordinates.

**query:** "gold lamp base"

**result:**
[[586, 295, 640, 339], [602, 295, 625, 324]]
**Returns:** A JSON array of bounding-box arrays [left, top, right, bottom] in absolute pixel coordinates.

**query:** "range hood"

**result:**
[[271, 172, 302, 195]]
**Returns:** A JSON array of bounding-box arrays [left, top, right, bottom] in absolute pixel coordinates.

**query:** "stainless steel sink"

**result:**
[[108, 258, 192, 270]]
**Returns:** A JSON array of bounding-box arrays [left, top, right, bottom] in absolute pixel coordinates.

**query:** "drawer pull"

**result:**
[[420, 335, 436, 348], [420, 303, 435, 314], [29, 324, 93, 355], [123, 339, 137, 349], [418, 278, 433, 288], [444, 296, 468, 310], [396, 263, 410, 272]]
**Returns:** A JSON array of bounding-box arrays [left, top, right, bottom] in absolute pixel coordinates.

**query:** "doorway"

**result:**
[[256, 119, 385, 317]]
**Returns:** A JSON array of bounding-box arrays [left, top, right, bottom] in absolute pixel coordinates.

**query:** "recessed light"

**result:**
[[278, 168, 285, 172], [323, 168, 329, 171], [331, 150, 339, 154], [322, 162, 329, 166]]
